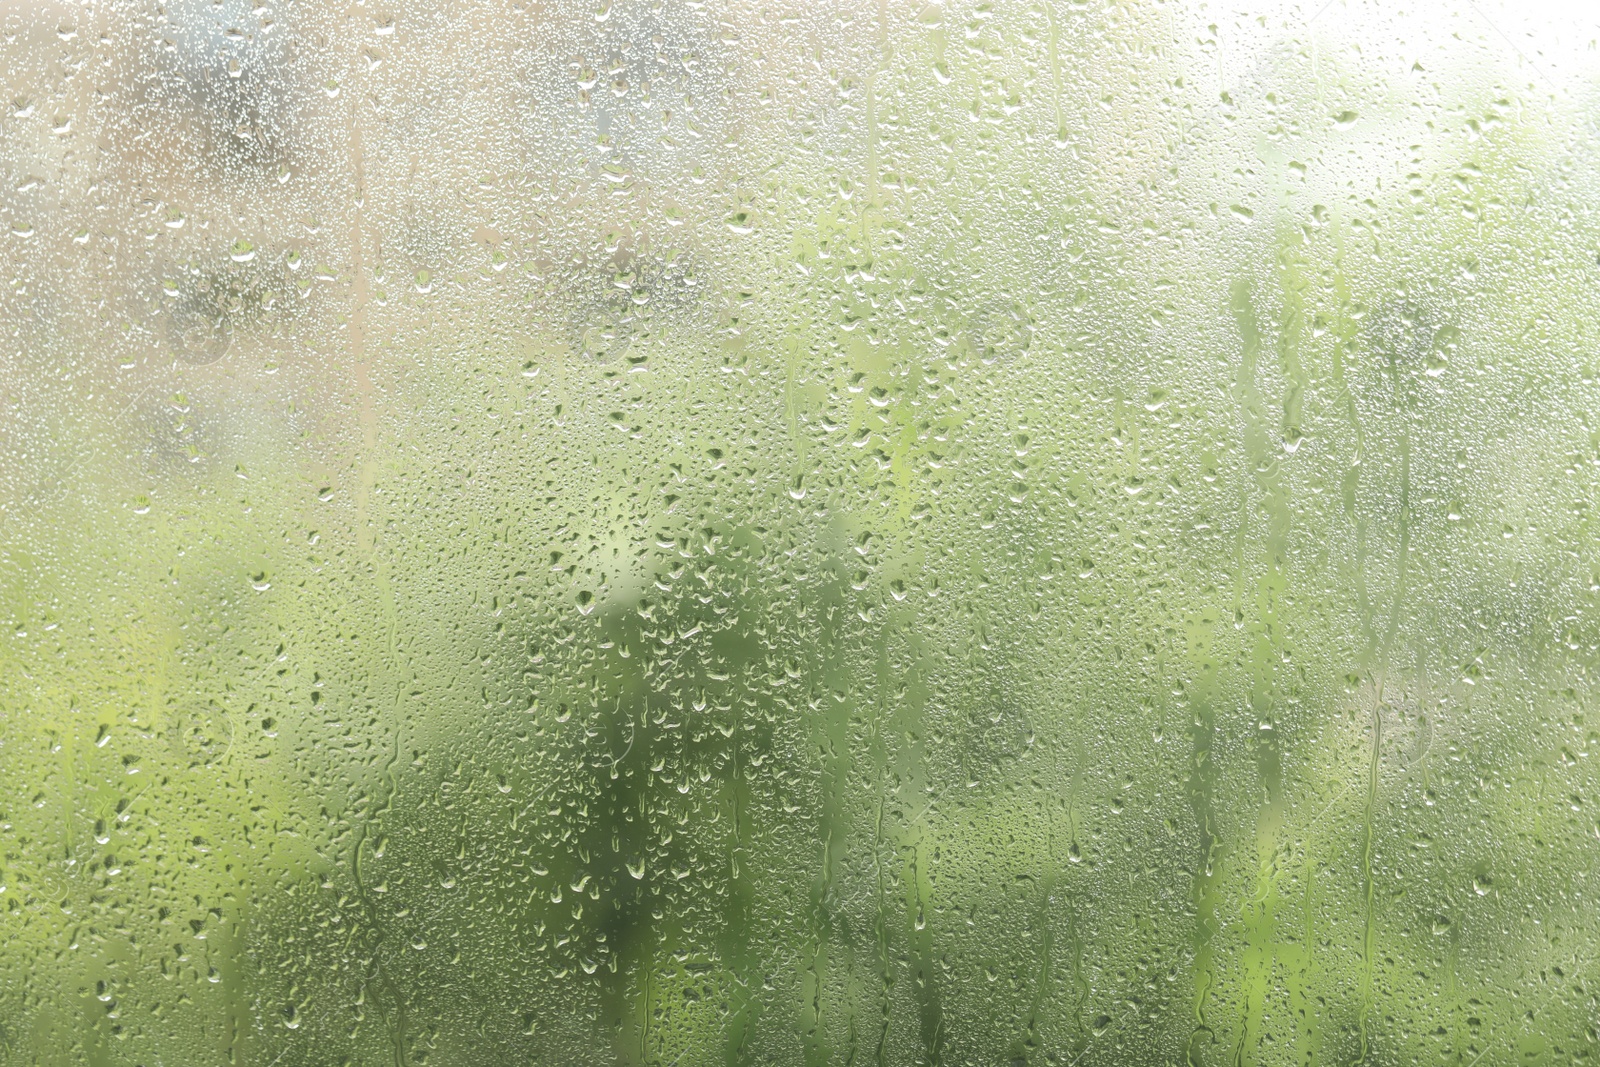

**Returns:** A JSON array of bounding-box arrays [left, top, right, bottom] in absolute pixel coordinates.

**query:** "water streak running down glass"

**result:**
[[3, 1, 1600, 1064]]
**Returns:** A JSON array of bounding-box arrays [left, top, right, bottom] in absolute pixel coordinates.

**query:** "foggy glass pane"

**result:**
[[3, 1, 1600, 1064]]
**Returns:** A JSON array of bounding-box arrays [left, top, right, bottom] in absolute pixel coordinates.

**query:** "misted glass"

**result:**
[[2, 1, 1598, 1064]]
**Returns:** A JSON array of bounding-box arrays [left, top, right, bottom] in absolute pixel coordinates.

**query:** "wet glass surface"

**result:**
[[3, 2, 1600, 1063]]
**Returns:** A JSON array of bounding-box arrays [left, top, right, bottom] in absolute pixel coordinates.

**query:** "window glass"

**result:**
[[2, 2, 1598, 1064]]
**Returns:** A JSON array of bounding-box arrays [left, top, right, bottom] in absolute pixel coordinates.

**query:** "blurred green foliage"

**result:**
[[3, 2, 1600, 1065]]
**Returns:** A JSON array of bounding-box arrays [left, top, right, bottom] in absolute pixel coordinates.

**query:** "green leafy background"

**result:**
[[2, 1, 1598, 1064]]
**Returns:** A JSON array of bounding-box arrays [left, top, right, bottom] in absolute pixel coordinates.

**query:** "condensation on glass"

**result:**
[[2, 1, 1598, 1064]]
